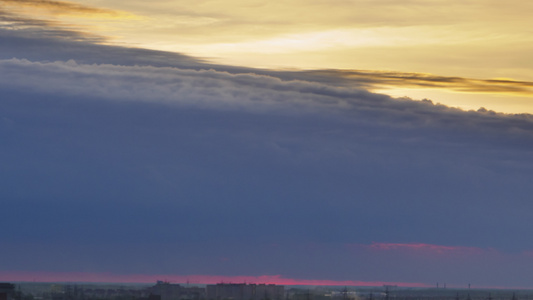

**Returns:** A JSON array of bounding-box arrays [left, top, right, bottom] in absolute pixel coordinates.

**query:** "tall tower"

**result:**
[[342, 287, 348, 300]]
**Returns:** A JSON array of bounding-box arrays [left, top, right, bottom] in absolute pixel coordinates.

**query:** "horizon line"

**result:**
[[2, 271, 533, 290]]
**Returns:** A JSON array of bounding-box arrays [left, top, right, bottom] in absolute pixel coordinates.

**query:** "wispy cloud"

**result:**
[[0, 0, 125, 44], [0, 0, 136, 45], [311, 70, 533, 97], [0, 11, 107, 43], [0, 0, 125, 17]]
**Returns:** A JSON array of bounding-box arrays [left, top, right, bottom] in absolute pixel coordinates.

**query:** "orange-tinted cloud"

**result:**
[[0, 0, 124, 43], [0, 0, 122, 17]]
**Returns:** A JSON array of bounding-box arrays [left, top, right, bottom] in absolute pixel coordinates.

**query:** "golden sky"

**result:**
[[4, 0, 533, 113]]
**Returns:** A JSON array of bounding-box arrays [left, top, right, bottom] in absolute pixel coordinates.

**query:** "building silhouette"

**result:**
[[148, 281, 205, 300], [0, 283, 15, 300], [206, 284, 284, 300]]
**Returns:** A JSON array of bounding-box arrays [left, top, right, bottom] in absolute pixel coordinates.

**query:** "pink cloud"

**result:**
[[0, 271, 429, 287]]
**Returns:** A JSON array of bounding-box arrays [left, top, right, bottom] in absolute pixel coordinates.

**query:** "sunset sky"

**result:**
[[2, 0, 533, 288]]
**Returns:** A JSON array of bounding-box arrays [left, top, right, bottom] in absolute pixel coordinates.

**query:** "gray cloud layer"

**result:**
[[3, 57, 533, 139], [2, 18, 533, 287]]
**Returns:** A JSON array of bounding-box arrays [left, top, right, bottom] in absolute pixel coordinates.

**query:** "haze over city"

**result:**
[[2, 0, 533, 289]]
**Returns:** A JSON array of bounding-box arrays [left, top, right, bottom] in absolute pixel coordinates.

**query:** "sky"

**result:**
[[2, 0, 533, 289]]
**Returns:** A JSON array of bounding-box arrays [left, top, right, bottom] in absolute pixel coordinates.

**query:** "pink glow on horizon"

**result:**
[[0, 271, 430, 287]]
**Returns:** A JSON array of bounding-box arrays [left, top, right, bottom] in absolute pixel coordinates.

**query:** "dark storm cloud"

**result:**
[[3, 21, 533, 287], [3, 56, 533, 246]]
